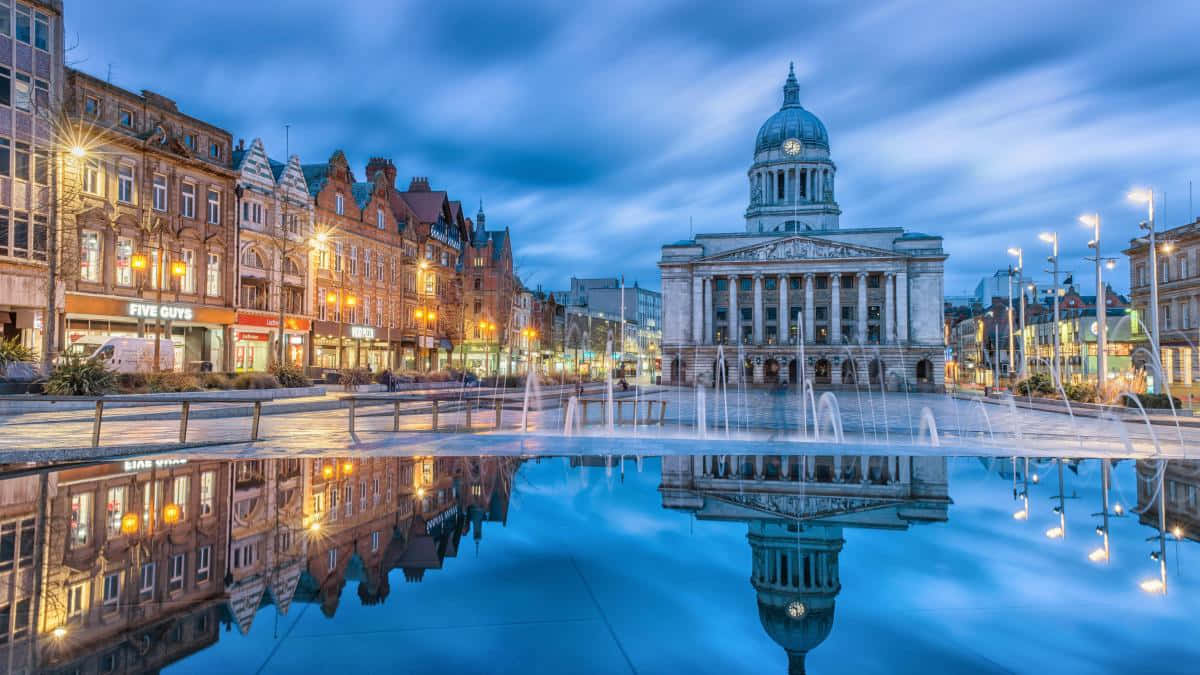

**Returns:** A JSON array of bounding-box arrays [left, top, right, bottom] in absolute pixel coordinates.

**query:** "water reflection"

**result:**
[[0, 452, 1192, 673]]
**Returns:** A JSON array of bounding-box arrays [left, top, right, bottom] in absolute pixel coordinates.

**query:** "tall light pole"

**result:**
[[1080, 214, 1115, 393], [1128, 189, 1161, 379], [1008, 247, 1027, 380], [1039, 232, 1061, 385]]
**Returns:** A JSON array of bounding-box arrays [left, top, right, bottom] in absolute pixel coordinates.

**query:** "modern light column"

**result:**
[[856, 272, 867, 343], [778, 274, 789, 344], [895, 270, 909, 344], [691, 274, 704, 344], [830, 273, 842, 345], [728, 274, 739, 345], [752, 274, 764, 345], [804, 273, 815, 343], [884, 272, 896, 344], [703, 276, 713, 344]]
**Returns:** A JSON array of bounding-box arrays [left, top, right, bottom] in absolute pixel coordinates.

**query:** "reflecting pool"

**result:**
[[1, 453, 1197, 674]]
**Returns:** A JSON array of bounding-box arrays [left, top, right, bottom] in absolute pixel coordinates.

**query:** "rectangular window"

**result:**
[[12, 71, 28, 111], [328, 548, 337, 572], [377, 208, 384, 229], [764, 278, 777, 291], [105, 486, 127, 536], [841, 306, 854, 321], [80, 230, 100, 282], [868, 305, 881, 321], [13, 598, 28, 638], [33, 149, 46, 184], [169, 553, 185, 591], [140, 562, 155, 598], [13, 141, 27, 180], [152, 174, 167, 211], [103, 572, 120, 606], [0, 522, 12, 572], [0, 2, 9, 38], [13, 5, 28, 44], [119, 108, 134, 128], [868, 275, 881, 289], [33, 11, 48, 50], [335, 193, 344, 215], [371, 531, 380, 552], [815, 276, 828, 290], [180, 248, 195, 293], [85, 95, 99, 117], [184, 133, 196, 151], [197, 545, 211, 582], [349, 245, 357, 275], [206, 253, 221, 297], [33, 77, 46, 107], [200, 471, 215, 515], [842, 274, 855, 289], [17, 518, 31, 567], [70, 492, 92, 547], [118, 164, 134, 203], [81, 158, 100, 194], [68, 582, 87, 618], [180, 182, 195, 218], [207, 189, 220, 224], [0, 137, 8, 176], [173, 476, 190, 520], [0, 67, 8, 108]]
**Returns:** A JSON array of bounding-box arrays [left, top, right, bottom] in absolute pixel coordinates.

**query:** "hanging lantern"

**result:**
[[162, 503, 181, 524], [131, 254, 148, 270], [342, 461, 354, 475], [120, 512, 140, 535], [322, 464, 334, 479]]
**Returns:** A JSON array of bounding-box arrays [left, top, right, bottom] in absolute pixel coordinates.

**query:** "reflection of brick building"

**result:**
[[1137, 459, 1199, 542]]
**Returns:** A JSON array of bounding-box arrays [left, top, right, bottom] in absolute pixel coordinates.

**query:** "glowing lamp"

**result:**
[[1012, 509, 1028, 521], [171, 261, 187, 278], [310, 521, 321, 532], [120, 512, 140, 535], [326, 292, 337, 304], [342, 461, 354, 474], [427, 312, 435, 321], [162, 503, 181, 525], [131, 254, 148, 271], [1173, 526, 1183, 538], [416, 487, 426, 498], [1139, 578, 1165, 594], [1078, 214, 1098, 227], [322, 464, 334, 479], [1128, 190, 1151, 204], [1044, 526, 1064, 539], [70, 145, 86, 158], [346, 296, 356, 306], [52, 626, 67, 639], [1038, 232, 1055, 244], [415, 309, 424, 319], [1088, 548, 1108, 562], [1114, 504, 1124, 515]]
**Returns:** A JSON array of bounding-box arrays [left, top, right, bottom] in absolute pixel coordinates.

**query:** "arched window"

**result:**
[[241, 248, 265, 269], [284, 257, 301, 275]]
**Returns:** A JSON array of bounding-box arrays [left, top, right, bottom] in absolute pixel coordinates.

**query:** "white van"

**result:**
[[66, 336, 174, 373]]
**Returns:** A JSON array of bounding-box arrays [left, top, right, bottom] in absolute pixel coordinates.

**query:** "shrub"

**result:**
[[232, 372, 280, 390], [338, 367, 371, 390], [269, 361, 311, 388], [1062, 382, 1099, 403], [147, 372, 203, 393], [200, 372, 232, 390], [0, 337, 36, 370], [116, 372, 149, 394], [1015, 373, 1055, 396], [1125, 393, 1181, 410], [44, 356, 115, 396]]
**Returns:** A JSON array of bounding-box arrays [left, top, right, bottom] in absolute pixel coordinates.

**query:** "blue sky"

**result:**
[[65, 1, 1200, 297]]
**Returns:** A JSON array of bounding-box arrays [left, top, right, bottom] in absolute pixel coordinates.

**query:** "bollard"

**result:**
[[348, 398, 357, 434], [616, 400, 623, 426], [179, 401, 191, 443], [495, 398, 503, 429], [432, 400, 439, 431], [251, 401, 262, 440], [465, 400, 472, 430], [393, 401, 401, 432], [91, 400, 104, 447], [581, 400, 588, 426]]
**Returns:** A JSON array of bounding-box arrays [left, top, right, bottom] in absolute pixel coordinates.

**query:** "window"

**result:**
[[206, 253, 221, 297], [842, 274, 854, 289], [200, 471, 214, 515], [334, 242, 343, 272], [0, 2, 8, 38], [33, 11, 48, 51], [79, 157, 101, 194], [207, 189, 220, 224], [197, 545, 211, 582], [868, 275, 881, 289], [371, 531, 380, 552], [70, 492, 92, 547], [0, 522, 12, 572], [68, 582, 87, 618], [377, 208, 384, 229], [180, 248, 195, 293], [180, 182, 195, 218], [152, 174, 167, 211], [85, 95, 99, 117], [119, 108, 133, 128], [169, 553, 185, 591], [172, 476, 189, 521], [103, 572, 120, 606], [12, 598, 28, 639], [105, 486, 127, 536], [118, 164, 134, 203], [815, 276, 828, 290], [11, 70, 28, 109], [13, 5, 27, 44], [327, 548, 337, 572], [765, 278, 776, 291], [17, 518, 31, 567], [33, 149, 46, 184], [209, 142, 222, 160], [13, 141, 27, 180], [79, 230, 100, 282], [140, 562, 155, 598], [184, 133, 195, 151], [335, 193, 344, 215], [349, 245, 357, 275]]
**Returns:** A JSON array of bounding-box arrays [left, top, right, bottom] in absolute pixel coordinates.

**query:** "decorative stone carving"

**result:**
[[709, 492, 904, 520], [707, 236, 893, 263]]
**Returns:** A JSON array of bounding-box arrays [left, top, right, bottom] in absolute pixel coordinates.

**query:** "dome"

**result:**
[[757, 595, 835, 675], [754, 64, 829, 155]]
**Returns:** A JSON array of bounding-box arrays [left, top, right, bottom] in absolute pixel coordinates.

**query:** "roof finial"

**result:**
[[783, 62, 800, 107]]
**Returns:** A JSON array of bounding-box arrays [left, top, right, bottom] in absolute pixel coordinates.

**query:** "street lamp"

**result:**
[[1038, 232, 1062, 385], [1128, 189, 1160, 363], [1007, 247, 1026, 380]]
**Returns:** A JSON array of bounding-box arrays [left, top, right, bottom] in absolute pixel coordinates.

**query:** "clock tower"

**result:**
[[745, 63, 841, 233]]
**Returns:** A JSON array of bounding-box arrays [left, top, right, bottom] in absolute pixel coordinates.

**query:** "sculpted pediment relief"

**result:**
[[707, 491, 903, 520], [703, 236, 897, 262]]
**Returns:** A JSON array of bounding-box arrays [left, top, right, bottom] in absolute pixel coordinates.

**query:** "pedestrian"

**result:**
[[382, 368, 395, 392]]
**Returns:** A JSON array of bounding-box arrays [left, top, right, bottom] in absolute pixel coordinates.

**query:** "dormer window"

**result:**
[[335, 194, 344, 215], [376, 208, 384, 229], [209, 142, 222, 160], [119, 108, 134, 128], [84, 95, 99, 117], [184, 133, 196, 151]]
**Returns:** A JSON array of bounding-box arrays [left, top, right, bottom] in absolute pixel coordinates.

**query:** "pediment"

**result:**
[[702, 236, 898, 263]]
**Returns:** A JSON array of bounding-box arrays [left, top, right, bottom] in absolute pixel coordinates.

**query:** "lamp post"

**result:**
[[1039, 232, 1061, 385], [1079, 214, 1117, 393], [1129, 189, 1163, 389], [1008, 247, 1027, 380], [478, 319, 497, 376]]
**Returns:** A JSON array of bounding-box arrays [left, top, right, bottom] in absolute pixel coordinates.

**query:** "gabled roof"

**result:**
[[401, 190, 449, 224], [301, 164, 330, 199], [268, 159, 286, 182], [351, 182, 374, 210]]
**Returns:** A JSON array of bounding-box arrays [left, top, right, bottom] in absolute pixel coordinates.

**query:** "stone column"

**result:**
[[728, 274, 738, 345], [778, 274, 789, 344], [856, 272, 867, 344], [703, 276, 713, 345], [885, 272, 896, 344], [804, 273, 815, 343], [830, 273, 842, 345], [753, 274, 764, 345], [896, 270, 909, 344], [691, 273, 703, 344]]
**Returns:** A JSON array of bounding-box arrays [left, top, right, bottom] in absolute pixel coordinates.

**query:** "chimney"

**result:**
[[366, 157, 397, 187], [408, 176, 431, 192], [237, 138, 245, 151]]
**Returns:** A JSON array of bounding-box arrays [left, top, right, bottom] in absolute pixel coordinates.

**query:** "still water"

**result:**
[[1, 453, 1196, 674]]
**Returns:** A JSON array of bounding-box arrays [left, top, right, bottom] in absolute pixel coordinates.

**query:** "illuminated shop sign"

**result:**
[[127, 302, 194, 321], [122, 458, 188, 471], [350, 325, 376, 339]]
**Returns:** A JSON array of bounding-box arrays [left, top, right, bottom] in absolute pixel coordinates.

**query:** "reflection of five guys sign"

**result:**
[[127, 302, 194, 321]]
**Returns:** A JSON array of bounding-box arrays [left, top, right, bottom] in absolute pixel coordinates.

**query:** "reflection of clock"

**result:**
[[786, 601, 807, 619], [782, 138, 803, 156]]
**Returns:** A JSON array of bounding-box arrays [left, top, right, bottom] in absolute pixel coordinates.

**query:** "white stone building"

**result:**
[[659, 65, 947, 390]]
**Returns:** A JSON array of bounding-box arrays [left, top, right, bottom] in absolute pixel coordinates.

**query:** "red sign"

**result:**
[[236, 331, 271, 342], [236, 312, 311, 332]]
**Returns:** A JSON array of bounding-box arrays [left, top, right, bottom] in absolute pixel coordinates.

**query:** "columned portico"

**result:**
[[856, 272, 867, 343], [691, 275, 703, 343], [778, 274, 788, 345], [885, 272, 896, 344], [896, 271, 908, 344], [804, 273, 815, 343], [830, 273, 841, 345], [753, 274, 764, 345], [729, 274, 739, 345], [703, 276, 713, 344]]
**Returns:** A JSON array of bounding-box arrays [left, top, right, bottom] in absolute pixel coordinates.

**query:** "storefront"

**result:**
[[311, 322, 397, 373], [233, 311, 311, 371], [64, 293, 234, 372]]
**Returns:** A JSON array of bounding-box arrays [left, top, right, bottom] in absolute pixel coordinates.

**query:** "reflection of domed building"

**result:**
[[661, 454, 950, 673], [660, 65, 947, 391]]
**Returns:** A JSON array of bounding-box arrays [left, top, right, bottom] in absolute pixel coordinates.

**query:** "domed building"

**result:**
[[659, 65, 948, 390]]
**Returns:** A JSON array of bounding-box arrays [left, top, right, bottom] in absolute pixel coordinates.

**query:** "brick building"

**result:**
[[461, 202, 520, 374]]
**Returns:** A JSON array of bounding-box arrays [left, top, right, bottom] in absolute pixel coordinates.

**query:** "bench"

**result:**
[[2, 393, 276, 446]]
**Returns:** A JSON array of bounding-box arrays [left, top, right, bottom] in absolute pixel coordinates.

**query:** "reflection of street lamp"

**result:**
[[120, 512, 140, 535], [162, 503, 181, 525], [1038, 232, 1061, 384]]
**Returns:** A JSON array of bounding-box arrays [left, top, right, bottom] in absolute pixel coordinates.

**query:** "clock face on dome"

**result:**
[[787, 601, 807, 619], [782, 138, 803, 156]]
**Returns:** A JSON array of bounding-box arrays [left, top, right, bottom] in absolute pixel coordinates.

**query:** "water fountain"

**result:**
[[917, 406, 940, 446], [520, 368, 542, 432], [605, 333, 615, 432], [563, 396, 581, 436]]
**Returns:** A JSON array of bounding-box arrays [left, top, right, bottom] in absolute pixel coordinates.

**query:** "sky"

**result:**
[[64, 1, 1200, 298]]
